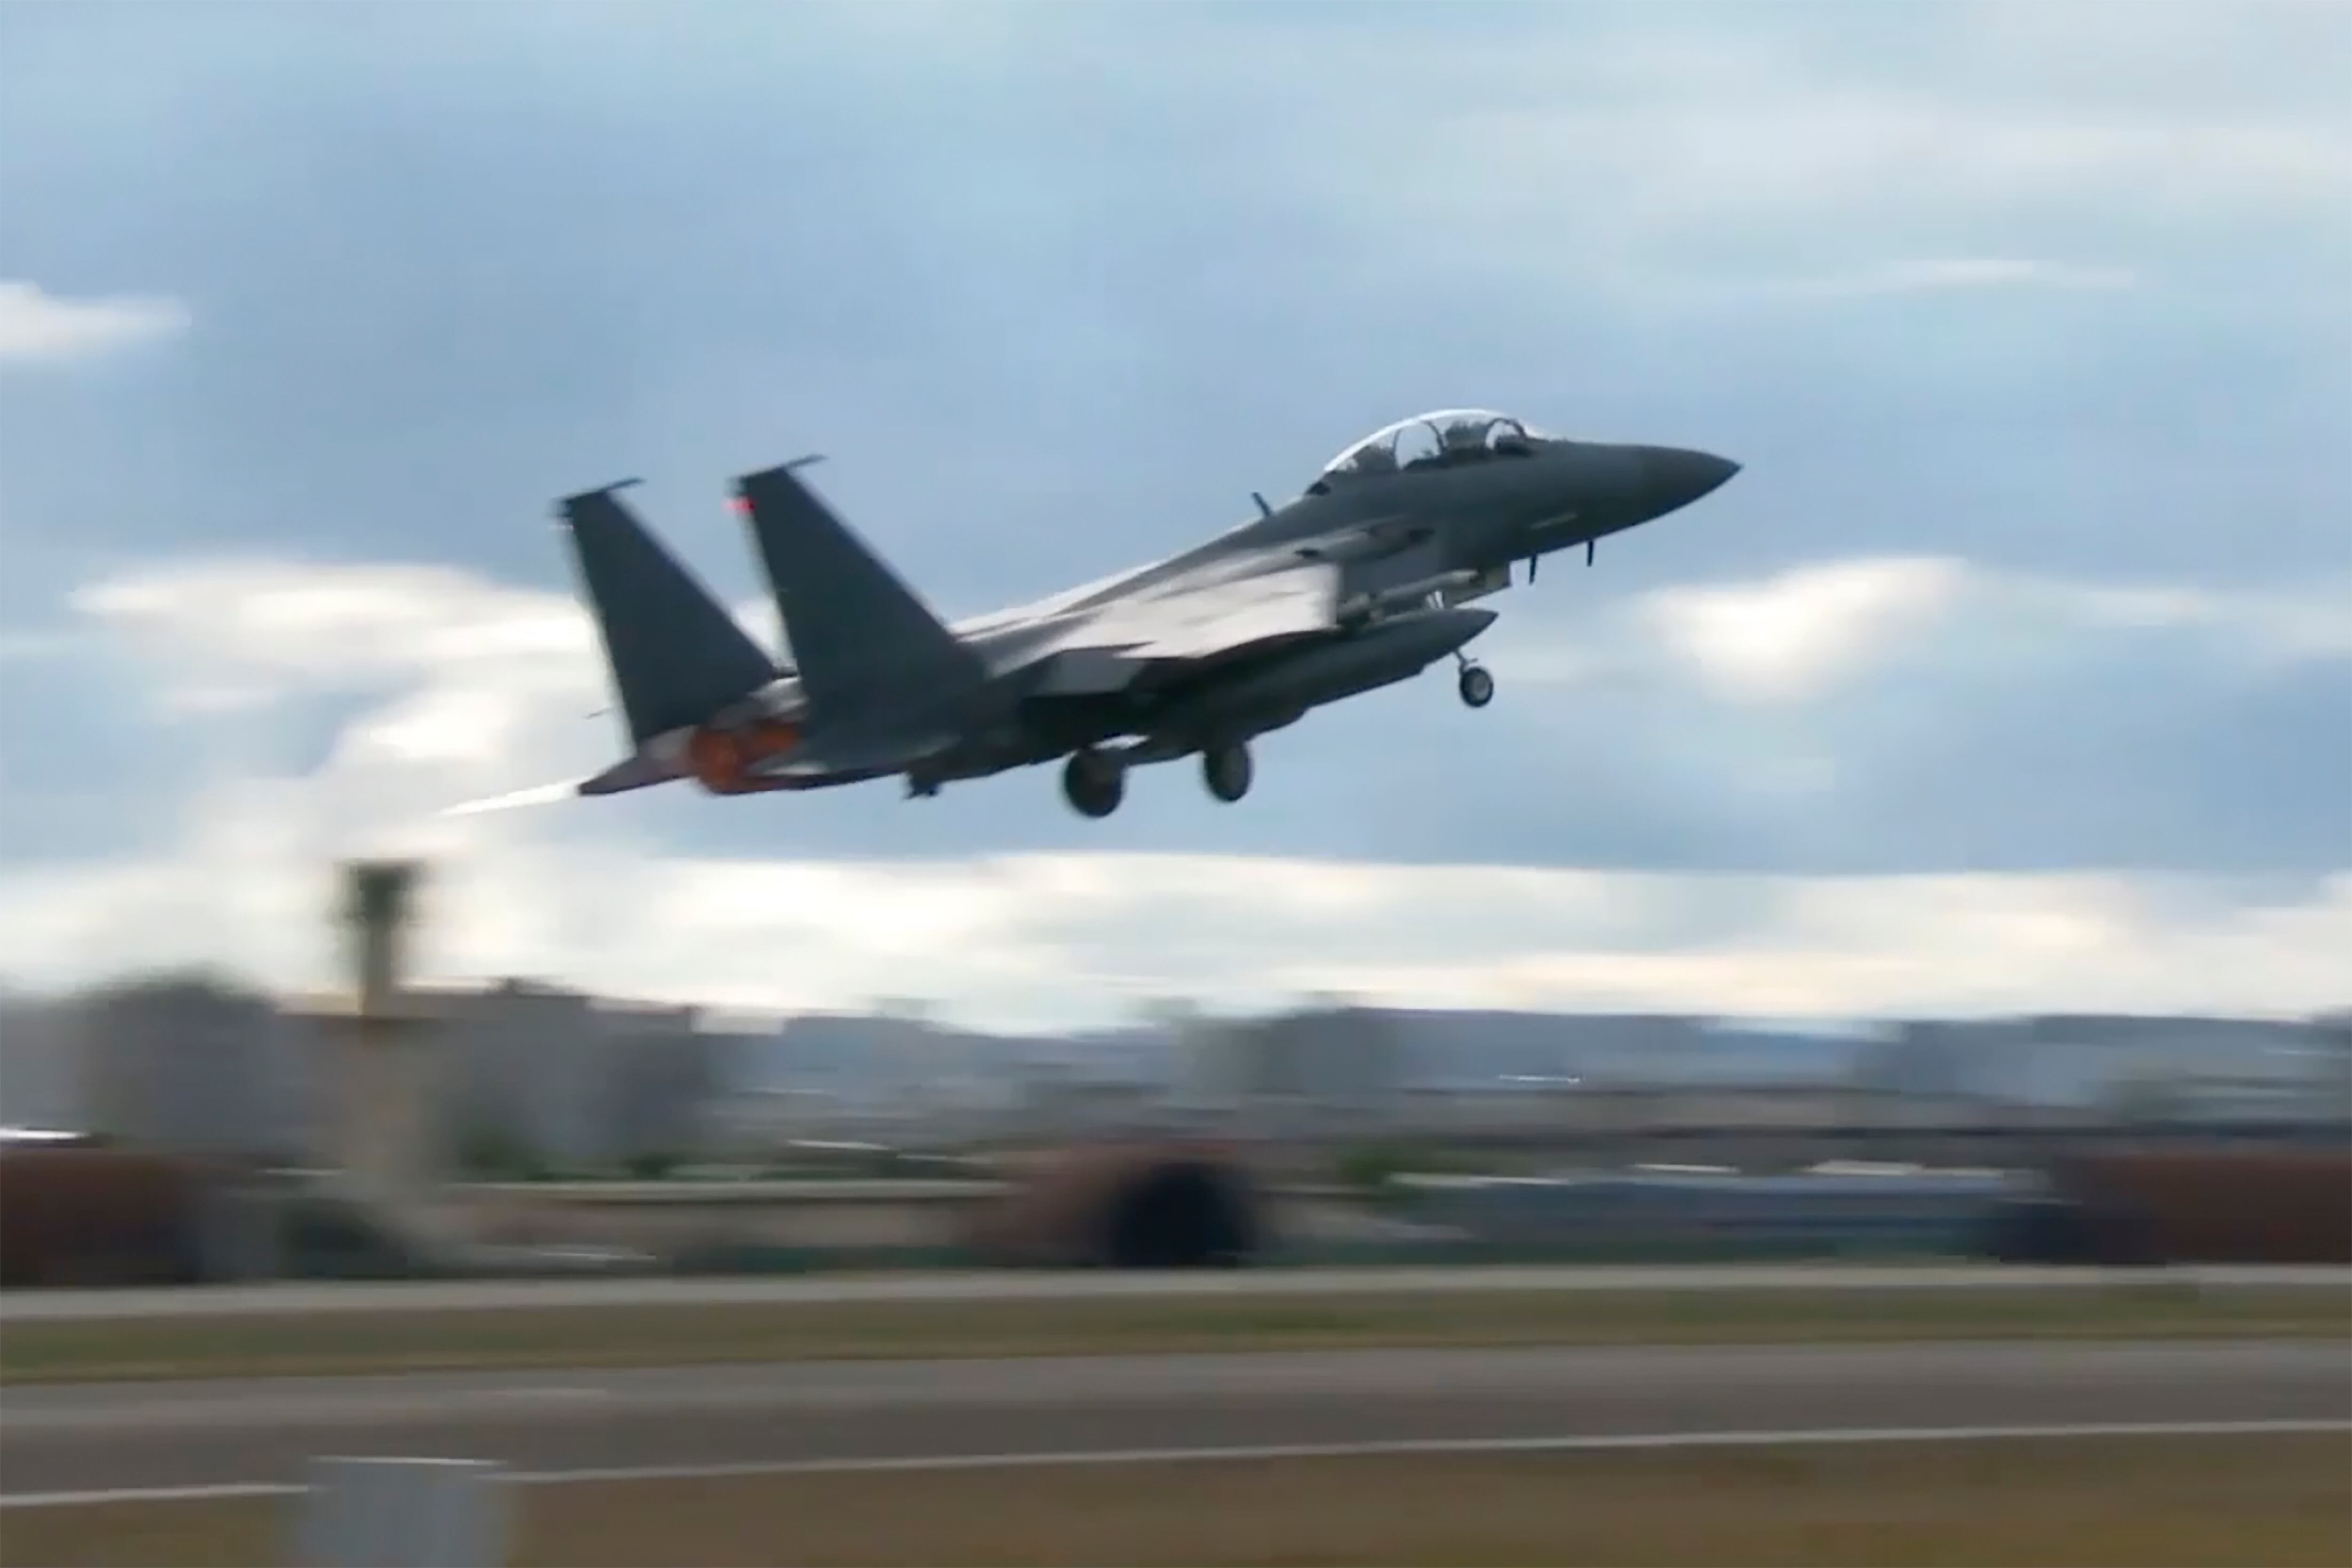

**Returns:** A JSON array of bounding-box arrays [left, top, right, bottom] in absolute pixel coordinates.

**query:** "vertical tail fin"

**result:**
[[558, 482, 779, 747], [732, 462, 986, 721]]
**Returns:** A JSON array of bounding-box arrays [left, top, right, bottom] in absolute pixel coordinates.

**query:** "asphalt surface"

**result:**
[[3, 1340, 2344, 1498], [7, 1263, 2348, 1321]]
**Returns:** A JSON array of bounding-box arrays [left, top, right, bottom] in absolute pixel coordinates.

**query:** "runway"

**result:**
[[5, 1340, 2344, 1499], [8, 1262, 2348, 1322]]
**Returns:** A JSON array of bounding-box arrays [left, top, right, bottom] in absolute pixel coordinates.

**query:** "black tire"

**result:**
[[1061, 750, 1124, 818], [1202, 742, 1253, 804]]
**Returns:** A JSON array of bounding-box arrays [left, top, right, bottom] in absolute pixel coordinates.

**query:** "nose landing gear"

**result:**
[[1456, 660, 1495, 709]]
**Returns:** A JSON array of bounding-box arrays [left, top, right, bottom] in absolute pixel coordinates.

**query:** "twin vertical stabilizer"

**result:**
[[731, 462, 987, 726], [556, 483, 778, 748], [532, 462, 991, 811]]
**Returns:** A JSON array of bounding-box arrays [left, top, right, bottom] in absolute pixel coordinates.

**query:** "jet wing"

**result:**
[[440, 750, 685, 816], [950, 515, 1431, 697], [1043, 555, 1342, 664]]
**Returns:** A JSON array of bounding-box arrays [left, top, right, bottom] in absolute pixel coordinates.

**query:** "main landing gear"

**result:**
[[1062, 740, 1256, 818], [1062, 747, 1125, 819], [1202, 740, 1252, 804]]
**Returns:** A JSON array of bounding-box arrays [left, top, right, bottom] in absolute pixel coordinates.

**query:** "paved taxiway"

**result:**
[[7, 1263, 2348, 1322], [4, 1341, 2344, 1498]]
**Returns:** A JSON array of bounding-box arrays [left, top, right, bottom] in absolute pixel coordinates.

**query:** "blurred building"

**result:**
[[439, 980, 731, 1173], [18, 964, 2346, 1180], [440, 979, 597, 1173], [595, 1000, 726, 1165], [0, 989, 82, 1131], [1858, 1013, 2348, 1124], [2317, 1012, 2352, 1113], [1176, 1004, 1408, 1136], [1016, 1064, 1165, 1139], [71, 974, 312, 1161], [1162, 1008, 1891, 1140], [747, 1010, 1051, 1143]]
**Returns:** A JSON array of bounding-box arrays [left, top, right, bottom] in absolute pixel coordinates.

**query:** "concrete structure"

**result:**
[[292, 1456, 508, 1568], [1014, 1069, 1164, 1139], [442, 980, 606, 1173], [16, 958, 2351, 1196], [0, 990, 84, 1132], [1178, 1004, 1407, 1135], [305, 862, 439, 1208], [1857, 1014, 2351, 1125], [72, 975, 310, 1161], [742, 1011, 1065, 1147], [2318, 1012, 2352, 1114], [596, 1001, 727, 1167], [439, 984, 735, 1173]]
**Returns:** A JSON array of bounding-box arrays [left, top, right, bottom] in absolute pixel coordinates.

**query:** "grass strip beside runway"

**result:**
[[9, 1430, 2347, 1567], [3, 1280, 2344, 1384]]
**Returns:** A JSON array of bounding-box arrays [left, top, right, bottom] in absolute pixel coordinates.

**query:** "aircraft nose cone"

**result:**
[[1639, 446, 1741, 514]]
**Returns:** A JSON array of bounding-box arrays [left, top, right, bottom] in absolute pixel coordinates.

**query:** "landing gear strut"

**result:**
[[1061, 748, 1125, 819], [1456, 661, 1495, 709], [1201, 740, 1253, 804]]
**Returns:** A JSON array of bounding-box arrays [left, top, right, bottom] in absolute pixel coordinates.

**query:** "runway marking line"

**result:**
[[5, 1418, 2345, 1510]]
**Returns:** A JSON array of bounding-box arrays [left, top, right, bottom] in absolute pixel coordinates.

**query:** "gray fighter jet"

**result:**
[[522, 409, 1736, 820]]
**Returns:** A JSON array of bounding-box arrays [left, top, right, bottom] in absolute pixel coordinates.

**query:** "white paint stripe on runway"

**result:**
[[5, 1418, 2344, 1509]]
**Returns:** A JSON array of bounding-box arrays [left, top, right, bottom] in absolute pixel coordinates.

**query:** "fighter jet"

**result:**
[[514, 409, 1737, 820]]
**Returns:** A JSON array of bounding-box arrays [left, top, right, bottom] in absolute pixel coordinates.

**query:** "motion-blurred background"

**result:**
[[4, 855, 2346, 1285]]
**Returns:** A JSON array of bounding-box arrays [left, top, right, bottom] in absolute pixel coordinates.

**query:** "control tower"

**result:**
[[306, 859, 458, 1254]]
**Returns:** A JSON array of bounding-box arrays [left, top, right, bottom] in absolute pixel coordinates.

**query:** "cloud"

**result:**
[[2, 549, 2346, 1027], [1605, 555, 2352, 708], [2, 818, 2344, 1030], [1635, 557, 1970, 704], [0, 280, 189, 366], [3, 0, 2341, 610], [2058, 581, 2352, 662], [46, 552, 2352, 879], [1254, 7, 2351, 296], [66, 560, 617, 847], [73, 560, 597, 714], [75, 549, 2348, 798], [0, 3, 2344, 1026], [1773, 259, 2141, 299]]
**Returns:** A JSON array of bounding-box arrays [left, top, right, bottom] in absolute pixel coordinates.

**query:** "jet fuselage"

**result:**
[[540, 409, 1740, 820]]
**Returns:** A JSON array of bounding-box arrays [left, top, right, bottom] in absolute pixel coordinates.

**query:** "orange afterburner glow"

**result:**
[[685, 720, 803, 793]]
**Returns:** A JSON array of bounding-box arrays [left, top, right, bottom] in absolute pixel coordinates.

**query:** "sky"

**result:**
[[0, 0, 2346, 1031]]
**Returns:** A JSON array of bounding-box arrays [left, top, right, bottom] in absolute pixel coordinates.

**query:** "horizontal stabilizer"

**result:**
[[440, 748, 684, 817], [578, 750, 687, 795], [558, 483, 779, 747]]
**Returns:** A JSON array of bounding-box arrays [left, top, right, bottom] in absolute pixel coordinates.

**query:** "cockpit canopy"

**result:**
[[1313, 408, 1561, 488]]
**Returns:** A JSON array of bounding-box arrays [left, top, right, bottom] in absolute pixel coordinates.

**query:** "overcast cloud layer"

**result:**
[[1, 0, 2345, 1027]]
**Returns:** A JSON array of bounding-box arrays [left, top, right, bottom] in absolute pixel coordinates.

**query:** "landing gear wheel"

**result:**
[[1061, 748, 1125, 819], [1457, 663, 1495, 709], [1202, 741, 1253, 804]]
